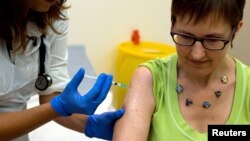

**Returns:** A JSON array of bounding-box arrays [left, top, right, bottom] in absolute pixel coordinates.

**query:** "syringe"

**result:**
[[85, 74, 127, 88]]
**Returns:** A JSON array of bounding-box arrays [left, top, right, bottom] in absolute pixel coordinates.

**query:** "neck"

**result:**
[[177, 57, 234, 86]]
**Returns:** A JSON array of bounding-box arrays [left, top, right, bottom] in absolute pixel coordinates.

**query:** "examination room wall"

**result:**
[[67, 0, 250, 74]]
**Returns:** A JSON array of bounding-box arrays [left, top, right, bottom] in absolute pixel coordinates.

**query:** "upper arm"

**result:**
[[113, 66, 155, 141]]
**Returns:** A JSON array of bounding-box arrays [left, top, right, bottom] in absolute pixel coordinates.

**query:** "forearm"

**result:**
[[0, 103, 58, 140], [53, 114, 88, 133], [39, 92, 88, 133]]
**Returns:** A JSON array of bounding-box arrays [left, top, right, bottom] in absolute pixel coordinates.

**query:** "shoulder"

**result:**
[[48, 19, 69, 35], [45, 18, 69, 43], [235, 58, 250, 74], [141, 53, 177, 70], [131, 66, 153, 87], [47, 10, 69, 35], [139, 53, 177, 79], [234, 58, 250, 89]]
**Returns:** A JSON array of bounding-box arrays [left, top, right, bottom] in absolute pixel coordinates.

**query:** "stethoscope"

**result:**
[[6, 35, 52, 91]]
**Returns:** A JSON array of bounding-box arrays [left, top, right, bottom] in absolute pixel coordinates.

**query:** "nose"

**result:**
[[190, 41, 206, 60]]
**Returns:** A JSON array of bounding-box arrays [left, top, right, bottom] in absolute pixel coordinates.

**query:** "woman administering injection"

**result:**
[[0, 0, 124, 140]]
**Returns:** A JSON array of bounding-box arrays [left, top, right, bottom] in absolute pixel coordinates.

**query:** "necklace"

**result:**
[[176, 76, 228, 109]]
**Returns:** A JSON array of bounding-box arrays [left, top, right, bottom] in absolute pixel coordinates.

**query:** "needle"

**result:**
[[85, 74, 127, 88]]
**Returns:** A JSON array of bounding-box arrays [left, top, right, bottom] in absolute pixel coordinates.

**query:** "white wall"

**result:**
[[230, 1, 250, 66], [67, 0, 250, 74]]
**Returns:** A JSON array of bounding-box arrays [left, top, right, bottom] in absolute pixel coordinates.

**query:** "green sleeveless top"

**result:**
[[141, 53, 250, 141]]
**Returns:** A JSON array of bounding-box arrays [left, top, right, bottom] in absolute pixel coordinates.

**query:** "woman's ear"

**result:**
[[230, 21, 243, 48], [235, 20, 243, 34]]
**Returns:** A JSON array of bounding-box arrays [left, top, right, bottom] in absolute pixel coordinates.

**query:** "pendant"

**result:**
[[202, 101, 211, 109], [185, 98, 193, 106], [176, 84, 184, 94], [177, 83, 222, 109], [221, 76, 228, 84], [214, 90, 222, 98]]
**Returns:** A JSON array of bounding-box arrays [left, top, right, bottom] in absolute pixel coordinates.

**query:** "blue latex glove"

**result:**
[[85, 109, 125, 140], [50, 68, 113, 116]]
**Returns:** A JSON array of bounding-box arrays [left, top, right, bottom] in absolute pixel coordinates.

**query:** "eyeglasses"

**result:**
[[170, 29, 235, 50]]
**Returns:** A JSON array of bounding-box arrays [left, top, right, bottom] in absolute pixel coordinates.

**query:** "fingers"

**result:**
[[96, 74, 113, 102], [85, 73, 105, 99], [68, 68, 85, 89], [85, 73, 112, 101], [109, 108, 125, 120], [97, 108, 125, 121]]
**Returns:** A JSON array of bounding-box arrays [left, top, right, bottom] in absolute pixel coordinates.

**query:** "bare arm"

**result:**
[[113, 66, 155, 141], [0, 102, 58, 140], [0, 92, 89, 140], [39, 93, 88, 133]]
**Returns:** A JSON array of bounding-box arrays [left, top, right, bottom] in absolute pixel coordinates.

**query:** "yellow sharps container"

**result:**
[[112, 41, 176, 109]]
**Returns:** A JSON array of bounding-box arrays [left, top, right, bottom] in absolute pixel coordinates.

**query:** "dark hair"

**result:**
[[171, 0, 245, 28], [0, 0, 69, 50]]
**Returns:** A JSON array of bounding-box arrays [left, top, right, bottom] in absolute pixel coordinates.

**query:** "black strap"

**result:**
[[5, 35, 46, 75], [6, 36, 37, 61], [39, 35, 46, 74], [6, 41, 13, 59]]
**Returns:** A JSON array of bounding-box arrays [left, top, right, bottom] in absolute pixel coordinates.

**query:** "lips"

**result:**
[[191, 60, 208, 64], [188, 59, 211, 68]]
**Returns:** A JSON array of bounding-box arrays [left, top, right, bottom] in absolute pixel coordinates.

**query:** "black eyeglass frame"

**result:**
[[170, 28, 235, 50]]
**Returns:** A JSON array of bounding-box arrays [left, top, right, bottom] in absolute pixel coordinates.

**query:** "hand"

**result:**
[[84, 109, 125, 140], [50, 68, 113, 116]]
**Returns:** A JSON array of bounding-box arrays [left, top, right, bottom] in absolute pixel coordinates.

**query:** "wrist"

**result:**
[[84, 116, 94, 138], [50, 96, 71, 116]]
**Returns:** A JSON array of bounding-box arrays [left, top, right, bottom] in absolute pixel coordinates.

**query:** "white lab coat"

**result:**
[[0, 19, 70, 141]]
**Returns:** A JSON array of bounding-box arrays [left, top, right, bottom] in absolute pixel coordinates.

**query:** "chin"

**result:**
[[187, 67, 210, 77]]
